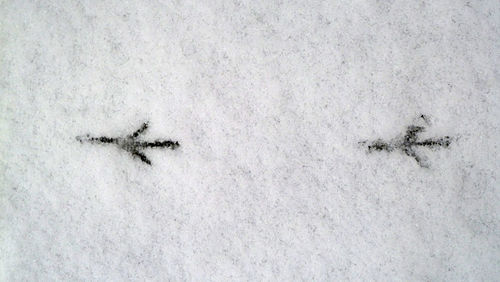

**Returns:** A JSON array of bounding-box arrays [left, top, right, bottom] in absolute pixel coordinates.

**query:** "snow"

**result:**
[[1, 0, 499, 280]]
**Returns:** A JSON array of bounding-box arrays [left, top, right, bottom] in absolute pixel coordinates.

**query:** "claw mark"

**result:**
[[77, 122, 180, 165]]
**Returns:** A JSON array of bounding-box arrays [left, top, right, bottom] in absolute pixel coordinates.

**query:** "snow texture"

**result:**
[[1, 0, 499, 281]]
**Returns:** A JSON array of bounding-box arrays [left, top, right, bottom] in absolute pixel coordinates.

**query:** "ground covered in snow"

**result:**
[[1, 0, 499, 280]]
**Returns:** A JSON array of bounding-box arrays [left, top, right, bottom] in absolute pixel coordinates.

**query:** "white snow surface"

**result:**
[[1, 0, 499, 281]]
